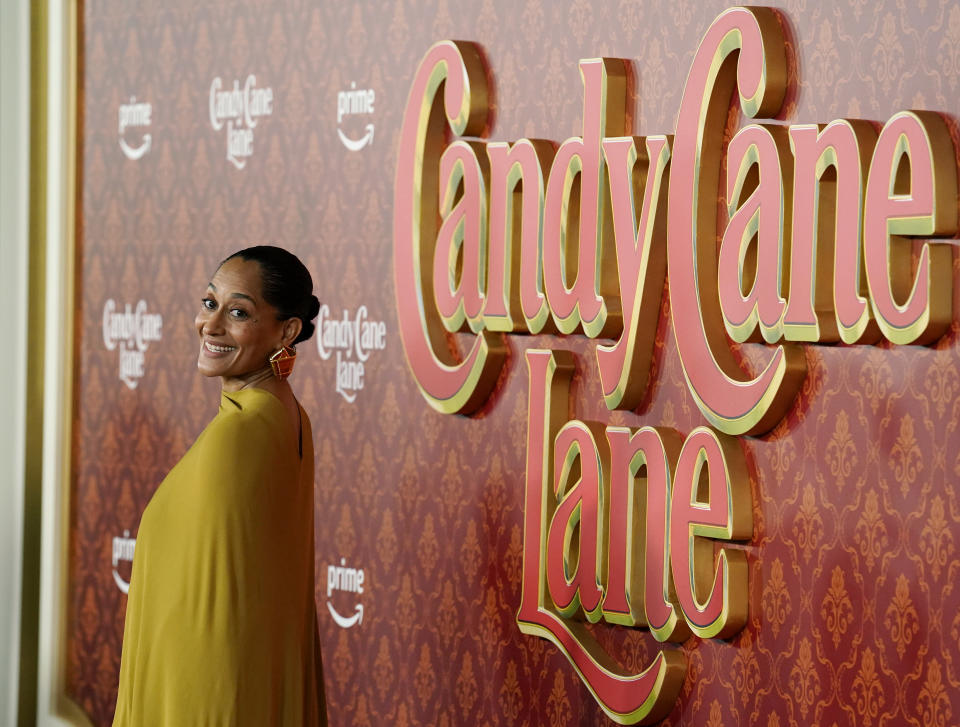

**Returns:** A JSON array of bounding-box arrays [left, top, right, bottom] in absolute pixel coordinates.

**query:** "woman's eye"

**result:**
[[230, 308, 249, 320], [201, 298, 216, 311]]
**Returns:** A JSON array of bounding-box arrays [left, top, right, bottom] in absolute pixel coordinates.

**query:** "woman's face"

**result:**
[[194, 257, 299, 385]]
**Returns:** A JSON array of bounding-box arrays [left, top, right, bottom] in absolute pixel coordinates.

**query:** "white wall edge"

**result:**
[[0, 0, 31, 722]]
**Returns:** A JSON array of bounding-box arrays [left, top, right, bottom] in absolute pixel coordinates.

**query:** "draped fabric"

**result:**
[[113, 388, 326, 726]]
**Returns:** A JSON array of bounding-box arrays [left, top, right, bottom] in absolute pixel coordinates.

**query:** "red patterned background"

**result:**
[[71, 1, 960, 725]]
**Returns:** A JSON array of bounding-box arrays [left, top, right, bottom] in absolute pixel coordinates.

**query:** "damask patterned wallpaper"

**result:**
[[72, 1, 960, 725]]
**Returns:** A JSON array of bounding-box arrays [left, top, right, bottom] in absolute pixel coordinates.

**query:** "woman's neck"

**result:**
[[221, 365, 282, 395]]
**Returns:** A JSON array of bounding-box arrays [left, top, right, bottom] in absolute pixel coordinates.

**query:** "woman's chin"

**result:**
[[196, 357, 225, 378]]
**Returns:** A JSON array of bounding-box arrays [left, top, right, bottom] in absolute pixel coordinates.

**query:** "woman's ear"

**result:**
[[282, 317, 303, 347]]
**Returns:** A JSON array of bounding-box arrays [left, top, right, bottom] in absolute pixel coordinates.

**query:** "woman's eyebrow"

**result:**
[[206, 282, 256, 305]]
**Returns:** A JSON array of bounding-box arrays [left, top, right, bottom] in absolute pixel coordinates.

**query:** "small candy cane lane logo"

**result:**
[[102, 299, 163, 390], [336, 82, 375, 151], [111, 530, 136, 593], [118, 96, 152, 160], [208, 74, 274, 169], [316, 305, 387, 403], [326, 558, 365, 628]]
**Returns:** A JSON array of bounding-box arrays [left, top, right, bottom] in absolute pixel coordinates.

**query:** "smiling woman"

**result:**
[[112, 246, 327, 727]]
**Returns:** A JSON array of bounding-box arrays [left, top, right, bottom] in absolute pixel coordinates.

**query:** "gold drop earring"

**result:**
[[269, 345, 296, 380]]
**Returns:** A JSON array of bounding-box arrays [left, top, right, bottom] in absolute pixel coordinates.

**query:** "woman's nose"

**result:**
[[199, 309, 225, 335]]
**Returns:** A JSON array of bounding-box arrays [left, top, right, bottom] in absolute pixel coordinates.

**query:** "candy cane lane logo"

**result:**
[[316, 304, 387, 403], [337, 82, 376, 151], [394, 7, 956, 724], [118, 96, 152, 160], [102, 299, 164, 390], [208, 75, 274, 169]]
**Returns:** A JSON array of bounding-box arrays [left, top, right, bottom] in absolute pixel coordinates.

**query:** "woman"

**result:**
[[113, 246, 327, 726]]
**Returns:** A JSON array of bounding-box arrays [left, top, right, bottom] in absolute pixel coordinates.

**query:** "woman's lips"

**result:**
[[203, 340, 237, 356]]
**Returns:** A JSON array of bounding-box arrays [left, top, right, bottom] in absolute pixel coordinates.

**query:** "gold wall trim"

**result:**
[[51, 0, 86, 722], [19, 0, 50, 721], [29, 0, 90, 725]]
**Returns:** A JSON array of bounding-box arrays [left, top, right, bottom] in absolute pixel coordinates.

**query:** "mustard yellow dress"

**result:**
[[113, 388, 327, 726]]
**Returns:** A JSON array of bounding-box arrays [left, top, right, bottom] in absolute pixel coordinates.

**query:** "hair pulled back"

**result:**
[[221, 246, 320, 345]]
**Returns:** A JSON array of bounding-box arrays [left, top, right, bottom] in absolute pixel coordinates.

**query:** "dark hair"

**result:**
[[221, 246, 321, 345]]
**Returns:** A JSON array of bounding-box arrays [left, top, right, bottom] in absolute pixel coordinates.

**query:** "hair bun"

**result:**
[[296, 320, 316, 345], [295, 296, 320, 345], [307, 295, 321, 321]]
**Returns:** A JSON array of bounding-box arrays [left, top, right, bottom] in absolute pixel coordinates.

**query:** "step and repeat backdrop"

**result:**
[[72, 1, 960, 725]]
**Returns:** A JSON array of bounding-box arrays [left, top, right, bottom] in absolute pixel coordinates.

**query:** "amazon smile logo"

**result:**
[[326, 558, 365, 628], [118, 96, 152, 160], [111, 530, 136, 593], [336, 82, 375, 151]]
